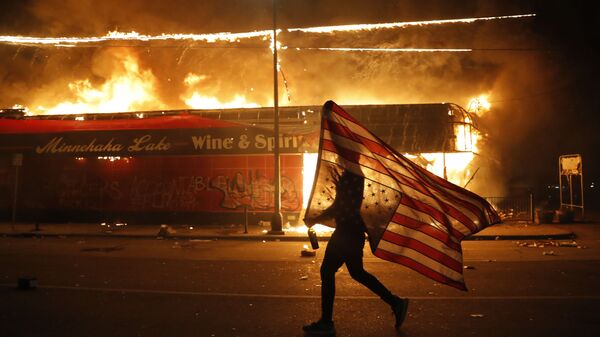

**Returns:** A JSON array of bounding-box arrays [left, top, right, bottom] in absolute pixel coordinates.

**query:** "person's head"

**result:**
[[334, 170, 364, 209]]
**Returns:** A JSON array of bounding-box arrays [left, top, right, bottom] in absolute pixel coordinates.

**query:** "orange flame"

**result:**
[[467, 95, 491, 116], [182, 73, 260, 109], [31, 50, 164, 115]]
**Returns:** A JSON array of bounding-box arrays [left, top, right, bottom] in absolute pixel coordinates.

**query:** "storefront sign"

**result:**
[[1, 127, 316, 156]]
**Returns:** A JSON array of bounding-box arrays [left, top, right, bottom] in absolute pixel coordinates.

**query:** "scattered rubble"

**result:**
[[157, 224, 176, 238], [301, 245, 317, 257], [514, 240, 586, 249], [17, 277, 37, 290]]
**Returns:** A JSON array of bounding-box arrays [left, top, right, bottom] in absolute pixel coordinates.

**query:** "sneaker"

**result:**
[[392, 296, 409, 329], [302, 320, 336, 336]]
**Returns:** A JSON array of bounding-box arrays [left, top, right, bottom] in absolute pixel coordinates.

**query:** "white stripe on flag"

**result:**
[[376, 239, 464, 281], [386, 222, 463, 262]]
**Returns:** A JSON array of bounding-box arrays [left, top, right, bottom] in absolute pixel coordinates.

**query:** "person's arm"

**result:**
[[304, 201, 337, 226]]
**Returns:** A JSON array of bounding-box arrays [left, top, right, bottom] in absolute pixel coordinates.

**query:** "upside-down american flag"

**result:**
[[304, 101, 501, 290]]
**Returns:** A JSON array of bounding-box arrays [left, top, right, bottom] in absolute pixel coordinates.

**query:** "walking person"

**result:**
[[303, 170, 409, 336]]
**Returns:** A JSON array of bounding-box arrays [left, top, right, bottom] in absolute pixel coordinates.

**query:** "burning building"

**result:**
[[0, 102, 482, 226]]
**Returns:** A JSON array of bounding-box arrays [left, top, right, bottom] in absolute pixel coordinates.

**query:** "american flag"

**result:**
[[304, 101, 501, 290]]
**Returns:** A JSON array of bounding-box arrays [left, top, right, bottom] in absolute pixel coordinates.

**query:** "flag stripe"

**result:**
[[390, 212, 463, 250], [407, 165, 491, 225], [323, 130, 481, 233], [374, 248, 467, 290], [386, 223, 462, 263], [321, 139, 477, 236], [327, 105, 380, 143], [325, 119, 488, 229], [324, 117, 396, 160], [376, 239, 462, 280], [322, 139, 389, 176], [381, 230, 463, 273], [383, 144, 500, 225], [399, 193, 474, 237], [328, 105, 496, 223], [376, 151, 491, 220]]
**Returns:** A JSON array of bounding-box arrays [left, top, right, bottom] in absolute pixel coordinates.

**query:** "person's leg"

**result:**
[[345, 255, 396, 305], [345, 255, 409, 328], [320, 248, 345, 322]]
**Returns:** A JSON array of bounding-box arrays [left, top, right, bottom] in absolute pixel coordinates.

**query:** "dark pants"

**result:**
[[320, 234, 396, 322]]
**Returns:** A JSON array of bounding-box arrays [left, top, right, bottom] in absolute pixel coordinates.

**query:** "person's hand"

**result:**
[[303, 217, 317, 227]]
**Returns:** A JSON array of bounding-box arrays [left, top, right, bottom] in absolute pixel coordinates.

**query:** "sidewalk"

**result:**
[[0, 221, 582, 241]]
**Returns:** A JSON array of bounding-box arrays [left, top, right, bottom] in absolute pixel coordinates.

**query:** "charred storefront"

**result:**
[[0, 103, 480, 225]]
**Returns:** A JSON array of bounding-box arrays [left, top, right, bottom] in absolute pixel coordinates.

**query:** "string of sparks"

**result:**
[[0, 13, 535, 52]]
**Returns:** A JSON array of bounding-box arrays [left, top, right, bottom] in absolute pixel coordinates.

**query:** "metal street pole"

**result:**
[[11, 153, 23, 229], [269, 0, 284, 234]]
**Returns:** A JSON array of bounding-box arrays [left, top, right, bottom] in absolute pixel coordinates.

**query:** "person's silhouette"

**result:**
[[303, 170, 409, 336]]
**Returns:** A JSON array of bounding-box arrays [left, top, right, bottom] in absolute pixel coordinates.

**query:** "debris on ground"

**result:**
[[157, 224, 176, 238], [301, 245, 317, 257], [542, 250, 556, 256], [515, 240, 584, 249], [470, 314, 485, 318], [80, 246, 123, 253], [463, 265, 475, 270], [299, 275, 308, 280], [17, 277, 38, 290]]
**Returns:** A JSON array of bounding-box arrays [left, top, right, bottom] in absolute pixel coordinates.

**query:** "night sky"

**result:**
[[1, 0, 598, 209]]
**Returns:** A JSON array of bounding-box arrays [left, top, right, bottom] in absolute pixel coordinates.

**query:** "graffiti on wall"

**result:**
[[210, 171, 300, 211], [50, 171, 300, 212], [129, 175, 207, 210]]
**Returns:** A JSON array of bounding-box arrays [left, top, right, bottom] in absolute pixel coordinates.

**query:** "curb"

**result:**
[[1, 231, 576, 241]]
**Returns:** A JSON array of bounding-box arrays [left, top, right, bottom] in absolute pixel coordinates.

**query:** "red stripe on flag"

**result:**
[[383, 140, 499, 226], [391, 213, 463, 250], [374, 248, 467, 291], [399, 194, 471, 238], [325, 115, 487, 226], [322, 139, 391, 177], [381, 230, 463, 273], [324, 119, 397, 161], [410, 167, 491, 224], [324, 119, 479, 233], [327, 100, 499, 228], [327, 101, 361, 124]]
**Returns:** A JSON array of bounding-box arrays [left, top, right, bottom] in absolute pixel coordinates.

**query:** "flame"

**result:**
[[467, 95, 491, 116], [285, 223, 334, 235], [0, 14, 535, 47], [182, 73, 260, 109], [0, 30, 271, 47], [31, 50, 164, 115], [407, 152, 475, 187], [297, 47, 472, 53], [287, 14, 536, 33]]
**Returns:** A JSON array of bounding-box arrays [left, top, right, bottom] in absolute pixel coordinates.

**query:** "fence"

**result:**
[[485, 195, 534, 222]]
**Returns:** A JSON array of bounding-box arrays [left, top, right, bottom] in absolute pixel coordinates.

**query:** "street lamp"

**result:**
[[269, 0, 284, 235]]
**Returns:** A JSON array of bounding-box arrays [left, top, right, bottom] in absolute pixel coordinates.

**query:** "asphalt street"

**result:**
[[1, 233, 599, 337]]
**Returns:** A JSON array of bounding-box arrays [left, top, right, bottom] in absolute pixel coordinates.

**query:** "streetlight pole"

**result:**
[[269, 0, 284, 234]]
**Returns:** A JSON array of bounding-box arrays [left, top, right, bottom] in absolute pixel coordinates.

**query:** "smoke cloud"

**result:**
[[0, 0, 597, 202]]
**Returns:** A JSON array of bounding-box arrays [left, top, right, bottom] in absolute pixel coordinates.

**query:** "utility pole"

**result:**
[[269, 0, 284, 235]]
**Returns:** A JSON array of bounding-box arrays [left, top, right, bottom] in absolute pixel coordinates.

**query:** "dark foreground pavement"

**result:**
[[1, 228, 600, 337]]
